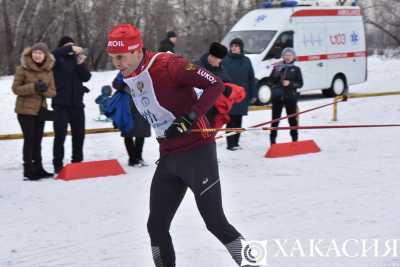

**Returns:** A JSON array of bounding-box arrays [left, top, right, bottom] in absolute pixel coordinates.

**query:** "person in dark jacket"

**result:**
[[12, 42, 56, 180], [268, 47, 303, 145], [197, 42, 231, 82], [222, 38, 256, 151], [52, 36, 92, 173], [158, 31, 177, 53], [196, 42, 232, 124], [112, 73, 151, 167]]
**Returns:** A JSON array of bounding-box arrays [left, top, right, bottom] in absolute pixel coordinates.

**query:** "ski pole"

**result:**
[[215, 97, 347, 139], [193, 123, 400, 133]]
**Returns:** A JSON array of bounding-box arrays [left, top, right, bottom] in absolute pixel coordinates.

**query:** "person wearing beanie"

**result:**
[[158, 30, 178, 53], [268, 47, 303, 145], [197, 42, 230, 82], [222, 38, 257, 151], [196, 42, 232, 126], [11, 42, 56, 180], [107, 23, 258, 267], [57, 36, 75, 47], [52, 36, 92, 173]]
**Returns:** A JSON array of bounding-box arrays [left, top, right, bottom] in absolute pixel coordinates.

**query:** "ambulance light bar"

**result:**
[[259, 0, 358, 8]]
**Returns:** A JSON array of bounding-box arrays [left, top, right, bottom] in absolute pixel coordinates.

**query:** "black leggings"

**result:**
[[147, 143, 244, 267], [271, 97, 298, 143], [17, 114, 45, 164]]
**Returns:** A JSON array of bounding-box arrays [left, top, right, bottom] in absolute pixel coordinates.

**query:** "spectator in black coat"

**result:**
[[158, 31, 177, 53], [197, 42, 231, 82], [196, 42, 231, 124], [222, 38, 256, 150], [268, 47, 303, 145], [52, 36, 92, 173]]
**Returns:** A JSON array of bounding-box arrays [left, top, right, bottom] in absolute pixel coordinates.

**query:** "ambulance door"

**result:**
[[294, 23, 328, 91]]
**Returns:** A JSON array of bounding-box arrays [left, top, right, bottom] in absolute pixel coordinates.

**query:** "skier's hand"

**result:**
[[35, 80, 48, 93], [164, 112, 198, 138]]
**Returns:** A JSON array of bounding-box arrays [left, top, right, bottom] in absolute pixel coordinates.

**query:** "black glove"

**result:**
[[35, 80, 48, 93], [223, 85, 232, 98], [82, 86, 90, 93], [112, 78, 125, 91], [164, 112, 198, 138]]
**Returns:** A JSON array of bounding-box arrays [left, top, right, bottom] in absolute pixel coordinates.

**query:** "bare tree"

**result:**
[[1, 0, 395, 75]]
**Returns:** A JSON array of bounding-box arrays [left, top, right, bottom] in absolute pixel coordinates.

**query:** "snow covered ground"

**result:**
[[0, 56, 399, 267]]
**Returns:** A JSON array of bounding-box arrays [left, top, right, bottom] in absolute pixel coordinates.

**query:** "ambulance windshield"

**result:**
[[222, 30, 277, 54]]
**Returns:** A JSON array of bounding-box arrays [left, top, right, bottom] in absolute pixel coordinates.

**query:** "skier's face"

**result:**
[[109, 50, 142, 77]]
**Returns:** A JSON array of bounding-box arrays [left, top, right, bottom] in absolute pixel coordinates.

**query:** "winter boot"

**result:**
[[23, 163, 40, 181], [34, 162, 53, 179], [53, 160, 63, 174], [291, 133, 298, 142], [270, 136, 276, 145]]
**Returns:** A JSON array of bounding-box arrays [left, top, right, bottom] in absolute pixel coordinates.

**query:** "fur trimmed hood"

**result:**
[[20, 47, 55, 72]]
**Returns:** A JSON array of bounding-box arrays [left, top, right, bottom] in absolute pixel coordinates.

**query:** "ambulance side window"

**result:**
[[264, 31, 294, 61]]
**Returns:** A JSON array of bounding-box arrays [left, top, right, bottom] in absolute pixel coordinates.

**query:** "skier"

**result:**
[[268, 47, 303, 144], [107, 24, 257, 267]]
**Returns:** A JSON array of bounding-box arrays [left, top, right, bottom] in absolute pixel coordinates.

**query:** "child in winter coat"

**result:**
[[95, 85, 112, 121]]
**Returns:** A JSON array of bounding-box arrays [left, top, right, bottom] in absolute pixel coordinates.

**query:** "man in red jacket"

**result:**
[[107, 24, 257, 267]]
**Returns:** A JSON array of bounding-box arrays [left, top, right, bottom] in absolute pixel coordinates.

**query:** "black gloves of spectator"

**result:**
[[223, 85, 232, 98], [35, 80, 48, 93], [164, 111, 198, 138]]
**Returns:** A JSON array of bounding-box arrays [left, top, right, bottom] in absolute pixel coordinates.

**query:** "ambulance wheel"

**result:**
[[322, 75, 347, 97], [257, 82, 272, 104]]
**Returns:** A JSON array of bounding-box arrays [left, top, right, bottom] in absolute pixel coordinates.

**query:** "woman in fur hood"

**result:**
[[12, 42, 56, 180]]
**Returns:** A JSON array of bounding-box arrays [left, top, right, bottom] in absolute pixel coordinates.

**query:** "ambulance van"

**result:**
[[221, 0, 367, 103]]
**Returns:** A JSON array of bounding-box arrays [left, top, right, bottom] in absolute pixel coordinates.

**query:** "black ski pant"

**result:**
[[53, 106, 85, 168], [147, 142, 245, 267], [124, 137, 145, 161], [17, 114, 45, 165], [226, 115, 243, 148], [270, 97, 298, 143]]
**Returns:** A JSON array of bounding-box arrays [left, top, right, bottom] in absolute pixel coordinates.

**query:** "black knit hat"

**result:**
[[230, 38, 244, 52], [57, 36, 75, 47], [209, 42, 228, 59], [167, 31, 177, 38]]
